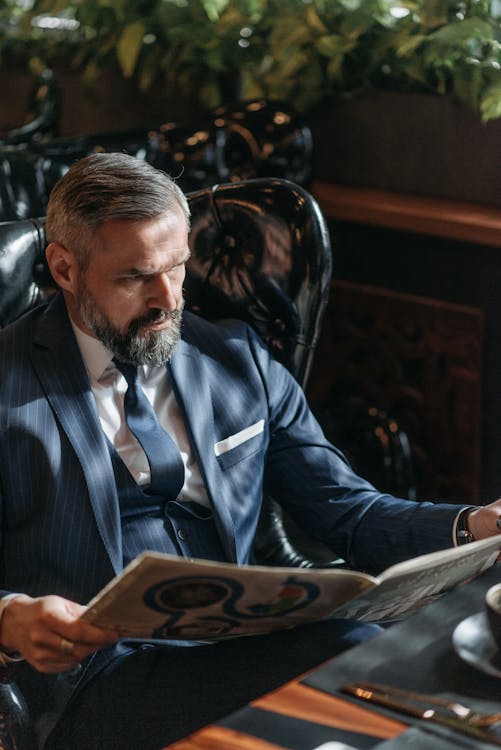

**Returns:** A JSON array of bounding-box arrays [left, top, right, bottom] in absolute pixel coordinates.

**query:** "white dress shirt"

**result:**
[[71, 322, 210, 508]]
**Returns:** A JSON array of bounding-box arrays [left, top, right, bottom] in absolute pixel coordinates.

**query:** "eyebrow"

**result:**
[[118, 250, 191, 278]]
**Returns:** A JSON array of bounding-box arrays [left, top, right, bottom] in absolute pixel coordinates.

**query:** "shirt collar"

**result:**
[[70, 319, 160, 383], [70, 319, 115, 382]]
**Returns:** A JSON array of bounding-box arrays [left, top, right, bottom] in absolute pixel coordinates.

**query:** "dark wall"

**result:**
[[308, 218, 500, 503]]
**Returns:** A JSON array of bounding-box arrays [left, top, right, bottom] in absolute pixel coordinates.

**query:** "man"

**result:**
[[0, 153, 499, 749]]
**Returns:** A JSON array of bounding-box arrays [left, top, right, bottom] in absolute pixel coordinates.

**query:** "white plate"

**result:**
[[452, 611, 501, 679]]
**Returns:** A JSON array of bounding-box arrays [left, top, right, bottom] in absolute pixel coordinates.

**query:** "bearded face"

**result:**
[[78, 270, 184, 366], [59, 211, 190, 365]]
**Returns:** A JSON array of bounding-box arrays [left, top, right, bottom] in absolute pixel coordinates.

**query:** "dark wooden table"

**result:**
[[164, 679, 406, 749], [163, 564, 501, 750]]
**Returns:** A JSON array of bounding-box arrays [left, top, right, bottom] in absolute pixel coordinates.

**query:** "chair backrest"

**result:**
[[0, 217, 48, 327], [0, 99, 313, 221], [0, 149, 50, 222], [0, 68, 61, 146], [186, 178, 330, 387], [148, 99, 313, 191], [0, 178, 331, 388]]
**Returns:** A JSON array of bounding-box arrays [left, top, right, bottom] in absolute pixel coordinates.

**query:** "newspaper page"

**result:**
[[81, 554, 376, 639], [334, 534, 501, 622], [81, 536, 501, 639]]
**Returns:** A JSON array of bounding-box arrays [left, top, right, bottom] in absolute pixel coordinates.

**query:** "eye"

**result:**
[[123, 274, 140, 281], [168, 263, 185, 278], [115, 273, 145, 288]]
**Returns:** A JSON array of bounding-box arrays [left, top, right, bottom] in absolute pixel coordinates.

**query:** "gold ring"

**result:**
[[60, 638, 75, 655]]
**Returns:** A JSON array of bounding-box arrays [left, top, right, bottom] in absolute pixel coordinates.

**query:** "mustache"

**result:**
[[129, 308, 183, 334]]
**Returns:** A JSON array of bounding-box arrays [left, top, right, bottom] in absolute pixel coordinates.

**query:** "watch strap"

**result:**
[[455, 506, 476, 545]]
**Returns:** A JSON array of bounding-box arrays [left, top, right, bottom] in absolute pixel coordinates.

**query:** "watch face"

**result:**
[[456, 507, 475, 545], [457, 529, 474, 544]]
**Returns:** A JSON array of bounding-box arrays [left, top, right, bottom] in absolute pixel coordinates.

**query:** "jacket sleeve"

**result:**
[[244, 325, 462, 573]]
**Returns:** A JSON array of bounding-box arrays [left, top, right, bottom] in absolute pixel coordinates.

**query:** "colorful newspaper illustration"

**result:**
[[81, 536, 501, 639]]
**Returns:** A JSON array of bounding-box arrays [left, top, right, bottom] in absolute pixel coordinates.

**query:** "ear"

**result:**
[[45, 242, 79, 293]]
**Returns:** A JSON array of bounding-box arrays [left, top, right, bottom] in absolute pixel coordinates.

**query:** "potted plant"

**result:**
[[1, 0, 499, 116], [1, 0, 500, 201]]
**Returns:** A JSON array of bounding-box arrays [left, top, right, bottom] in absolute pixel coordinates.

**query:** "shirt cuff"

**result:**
[[0, 595, 24, 667]]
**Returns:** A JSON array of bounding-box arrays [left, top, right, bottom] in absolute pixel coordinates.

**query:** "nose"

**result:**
[[148, 272, 178, 311]]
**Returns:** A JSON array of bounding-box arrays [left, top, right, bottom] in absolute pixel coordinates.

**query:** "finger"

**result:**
[[26, 623, 118, 672], [50, 631, 110, 660], [54, 636, 98, 663], [27, 634, 99, 673], [43, 598, 117, 642], [60, 624, 120, 649]]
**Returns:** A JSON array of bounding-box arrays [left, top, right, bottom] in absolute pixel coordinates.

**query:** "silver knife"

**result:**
[[341, 682, 501, 747]]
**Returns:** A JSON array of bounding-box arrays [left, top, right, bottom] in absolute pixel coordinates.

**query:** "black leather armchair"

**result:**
[[186, 179, 343, 567], [187, 179, 327, 384], [0, 176, 342, 569], [0, 99, 312, 221], [0, 68, 61, 146]]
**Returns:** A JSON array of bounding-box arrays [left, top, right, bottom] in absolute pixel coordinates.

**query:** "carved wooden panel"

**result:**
[[308, 280, 484, 503]]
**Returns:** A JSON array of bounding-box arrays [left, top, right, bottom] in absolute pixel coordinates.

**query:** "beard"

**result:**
[[77, 277, 183, 366]]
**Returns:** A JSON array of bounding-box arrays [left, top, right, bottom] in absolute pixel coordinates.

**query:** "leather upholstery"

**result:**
[[0, 68, 61, 146], [0, 99, 313, 221], [0, 218, 48, 327], [0, 149, 52, 221], [187, 178, 329, 386]]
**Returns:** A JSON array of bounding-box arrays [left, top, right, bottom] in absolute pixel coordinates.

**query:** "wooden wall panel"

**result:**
[[308, 280, 484, 503]]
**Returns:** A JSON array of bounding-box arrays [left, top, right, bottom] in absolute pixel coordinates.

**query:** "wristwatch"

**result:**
[[456, 506, 475, 545]]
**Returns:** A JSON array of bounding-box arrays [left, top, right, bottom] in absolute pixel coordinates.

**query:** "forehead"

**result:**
[[93, 209, 189, 265]]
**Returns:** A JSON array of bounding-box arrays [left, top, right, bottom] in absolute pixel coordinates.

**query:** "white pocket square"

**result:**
[[214, 419, 265, 456]]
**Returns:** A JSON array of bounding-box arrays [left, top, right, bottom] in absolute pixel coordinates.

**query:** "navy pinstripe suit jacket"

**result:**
[[0, 293, 460, 609]]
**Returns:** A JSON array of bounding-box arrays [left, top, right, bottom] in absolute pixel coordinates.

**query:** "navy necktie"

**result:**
[[114, 360, 185, 500]]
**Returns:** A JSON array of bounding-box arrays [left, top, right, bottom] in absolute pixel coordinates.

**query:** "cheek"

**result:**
[[176, 273, 186, 303], [176, 283, 185, 305], [99, 289, 142, 326]]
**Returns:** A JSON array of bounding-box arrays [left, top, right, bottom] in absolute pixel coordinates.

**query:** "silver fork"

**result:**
[[349, 681, 501, 727], [342, 682, 501, 747]]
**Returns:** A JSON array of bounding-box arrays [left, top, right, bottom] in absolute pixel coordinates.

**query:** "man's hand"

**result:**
[[468, 497, 501, 542], [0, 594, 120, 673]]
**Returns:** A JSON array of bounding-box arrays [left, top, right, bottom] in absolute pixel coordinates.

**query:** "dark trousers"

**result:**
[[43, 619, 381, 750]]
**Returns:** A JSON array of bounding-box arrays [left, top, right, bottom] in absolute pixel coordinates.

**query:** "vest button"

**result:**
[[177, 528, 187, 541]]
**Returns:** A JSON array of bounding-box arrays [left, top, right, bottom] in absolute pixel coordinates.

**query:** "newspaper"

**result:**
[[81, 536, 501, 640]]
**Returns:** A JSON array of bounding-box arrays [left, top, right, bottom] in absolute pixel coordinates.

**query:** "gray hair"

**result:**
[[46, 152, 190, 268]]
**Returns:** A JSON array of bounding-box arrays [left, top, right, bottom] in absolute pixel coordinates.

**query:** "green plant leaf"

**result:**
[[452, 62, 482, 109], [32, 0, 71, 13], [201, 0, 230, 23], [395, 33, 427, 58], [117, 20, 145, 77], [419, 0, 449, 29], [306, 5, 328, 35], [316, 34, 353, 58], [480, 84, 501, 121], [2, 0, 500, 120], [428, 18, 494, 43]]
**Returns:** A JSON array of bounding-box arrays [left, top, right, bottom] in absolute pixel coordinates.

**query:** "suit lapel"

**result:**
[[31, 295, 123, 574], [169, 331, 238, 563], [31, 299, 239, 568]]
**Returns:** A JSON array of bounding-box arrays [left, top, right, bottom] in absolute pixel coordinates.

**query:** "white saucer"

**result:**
[[452, 611, 501, 679]]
